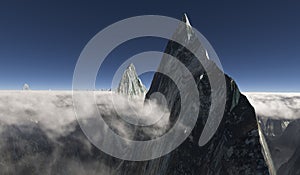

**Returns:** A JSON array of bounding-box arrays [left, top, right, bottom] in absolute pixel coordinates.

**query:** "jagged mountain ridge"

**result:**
[[144, 14, 269, 174]]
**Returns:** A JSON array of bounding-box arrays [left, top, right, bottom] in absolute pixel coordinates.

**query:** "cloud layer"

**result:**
[[0, 91, 298, 174], [245, 93, 300, 119], [0, 90, 172, 174]]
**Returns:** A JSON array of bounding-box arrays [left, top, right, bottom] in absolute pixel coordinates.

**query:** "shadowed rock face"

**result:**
[[276, 120, 300, 175], [258, 118, 300, 175], [246, 93, 300, 175], [143, 15, 269, 174]]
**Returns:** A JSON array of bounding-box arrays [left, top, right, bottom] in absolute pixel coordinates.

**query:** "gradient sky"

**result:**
[[0, 0, 299, 92]]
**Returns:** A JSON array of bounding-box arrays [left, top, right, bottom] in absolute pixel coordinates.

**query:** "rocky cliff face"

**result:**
[[276, 120, 300, 175], [142, 14, 269, 174], [258, 117, 300, 175], [117, 63, 147, 97], [245, 93, 300, 175]]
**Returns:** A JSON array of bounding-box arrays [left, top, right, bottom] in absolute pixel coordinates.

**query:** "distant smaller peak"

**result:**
[[182, 13, 191, 27], [23, 83, 30, 90], [117, 63, 147, 97]]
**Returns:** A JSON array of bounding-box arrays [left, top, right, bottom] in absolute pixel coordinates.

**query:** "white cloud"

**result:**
[[0, 90, 171, 139], [245, 93, 300, 119], [0, 90, 173, 174]]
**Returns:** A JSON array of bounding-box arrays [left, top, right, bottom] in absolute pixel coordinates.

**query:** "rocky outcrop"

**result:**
[[117, 63, 147, 97]]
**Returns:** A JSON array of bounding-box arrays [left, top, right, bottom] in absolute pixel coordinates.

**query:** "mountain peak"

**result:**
[[145, 14, 268, 174], [127, 63, 135, 71], [23, 83, 30, 90], [182, 13, 191, 27], [117, 63, 147, 97]]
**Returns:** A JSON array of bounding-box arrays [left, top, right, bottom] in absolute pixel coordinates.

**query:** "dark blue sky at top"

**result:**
[[0, 0, 299, 92]]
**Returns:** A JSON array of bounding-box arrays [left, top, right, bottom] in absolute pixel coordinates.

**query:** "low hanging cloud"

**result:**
[[0, 90, 173, 174], [96, 92, 170, 128], [0, 91, 76, 136], [0, 91, 171, 138], [245, 93, 300, 120]]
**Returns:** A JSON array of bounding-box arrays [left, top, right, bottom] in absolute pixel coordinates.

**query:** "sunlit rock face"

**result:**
[[143, 14, 269, 174], [117, 63, 147, 97]]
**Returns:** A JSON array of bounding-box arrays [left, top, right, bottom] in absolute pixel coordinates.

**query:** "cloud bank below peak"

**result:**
[[245, 93, 300, 120]]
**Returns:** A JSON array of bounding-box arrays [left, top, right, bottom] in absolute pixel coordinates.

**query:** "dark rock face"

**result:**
[[143, 15, 269, 174], [259, 118, 300, 175], [276, 120, 300, 175]]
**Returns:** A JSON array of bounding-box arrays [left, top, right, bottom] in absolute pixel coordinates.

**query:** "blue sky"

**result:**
[[0, 0, 299, 92]]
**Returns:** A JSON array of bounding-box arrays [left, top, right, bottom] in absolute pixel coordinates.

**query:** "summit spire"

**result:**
[[117, 63, 147, 97], [182, 13, 191, 27]]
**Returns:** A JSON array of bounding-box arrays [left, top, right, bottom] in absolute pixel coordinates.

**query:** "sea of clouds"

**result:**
[[245, 93, 300, 119], [0, 90, 172, 174], [0, 91, 299, 174]]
